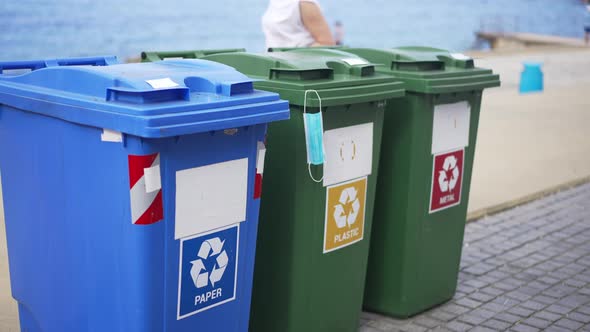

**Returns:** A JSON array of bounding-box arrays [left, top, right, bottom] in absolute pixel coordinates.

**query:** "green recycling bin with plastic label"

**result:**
[[142, 49, 405, 331], [330, 47, 500, 317]]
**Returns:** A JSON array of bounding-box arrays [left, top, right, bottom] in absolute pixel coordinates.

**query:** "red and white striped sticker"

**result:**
[[128, 153, 164, 225], [254, 141, 266, 199]]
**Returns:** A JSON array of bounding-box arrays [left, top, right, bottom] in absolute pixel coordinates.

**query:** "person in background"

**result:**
[[262, 0, 335, 50], [585, 1, 590, 45], [334, 20, 344, 46]]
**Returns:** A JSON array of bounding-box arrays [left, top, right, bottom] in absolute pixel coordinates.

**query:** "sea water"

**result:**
[[0, 0, 585, 61]]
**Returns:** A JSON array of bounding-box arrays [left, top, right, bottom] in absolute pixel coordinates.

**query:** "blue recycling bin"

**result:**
[[0, 56, 289, 331]]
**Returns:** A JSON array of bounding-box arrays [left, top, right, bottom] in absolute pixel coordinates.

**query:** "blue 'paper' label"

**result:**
[[177, 224, 239, 320], [303, 112, 325, 165]]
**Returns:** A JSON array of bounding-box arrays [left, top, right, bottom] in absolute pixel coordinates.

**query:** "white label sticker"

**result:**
[[101, 129, 123, 142], [432, 101, 471, 155], [175, 158, 248, 239], [146, 77, 179, 89], [451, 53, 471, 61], [323, 123, 373, 187], [256, 141, 266, 174], [342, 58, 369, 66], [144, 165, 162, 193]]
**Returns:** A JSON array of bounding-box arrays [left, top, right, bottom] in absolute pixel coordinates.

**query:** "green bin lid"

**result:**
[[142, 49, 405, 107], [339, 47, 500, 94]]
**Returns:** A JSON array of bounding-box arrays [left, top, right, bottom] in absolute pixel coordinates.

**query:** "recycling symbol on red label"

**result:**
[[438, 154, 460, 192], [333, 185, 361, 228], [430, 149, 464, 213], [190, 237, 228, 289]]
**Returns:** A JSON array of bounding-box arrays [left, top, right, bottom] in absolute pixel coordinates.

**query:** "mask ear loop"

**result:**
[[303, 89, 324, 183]]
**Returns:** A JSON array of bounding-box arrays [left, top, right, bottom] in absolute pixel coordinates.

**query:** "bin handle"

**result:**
[[141, 49, 245, 62], [303, 89, 324, 184], [0, 56, 117, 74], [0, 60, 52, 74], [142, 51, 198, 62], [55, 56, 118, 67]]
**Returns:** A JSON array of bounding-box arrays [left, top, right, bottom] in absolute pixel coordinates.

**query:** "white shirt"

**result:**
[[262, 0, 320, 50]]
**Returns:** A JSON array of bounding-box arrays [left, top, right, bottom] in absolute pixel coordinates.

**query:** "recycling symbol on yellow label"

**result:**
[[333, 186, 361, 228]]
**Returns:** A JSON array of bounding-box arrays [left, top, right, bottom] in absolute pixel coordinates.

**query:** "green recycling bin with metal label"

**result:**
[[328, 47, 500, 317], [142, 49, 405, 331]]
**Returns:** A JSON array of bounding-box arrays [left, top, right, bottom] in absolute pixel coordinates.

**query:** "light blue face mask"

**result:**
[[304, 112, 325, 165], [303, 90, 325, 183]]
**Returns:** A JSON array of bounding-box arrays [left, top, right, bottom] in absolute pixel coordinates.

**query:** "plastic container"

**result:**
[[520, 62, 543, 93], [0, 57, 289, 331]]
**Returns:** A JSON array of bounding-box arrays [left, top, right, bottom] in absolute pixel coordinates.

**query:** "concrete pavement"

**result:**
[[362, 182, 590, 332]]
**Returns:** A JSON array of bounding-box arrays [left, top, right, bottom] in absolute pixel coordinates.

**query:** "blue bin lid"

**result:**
[[0, 58, 290, 138]]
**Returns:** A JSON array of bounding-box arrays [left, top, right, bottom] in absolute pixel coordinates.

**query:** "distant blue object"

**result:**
[[0, 58, 289, 331], [519, 62, 544, 93]]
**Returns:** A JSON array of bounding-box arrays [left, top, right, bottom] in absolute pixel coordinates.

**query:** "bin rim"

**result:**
[[0, 58, 290, 138], [340, 47, 501, 94], [142, 49, 407, 107]]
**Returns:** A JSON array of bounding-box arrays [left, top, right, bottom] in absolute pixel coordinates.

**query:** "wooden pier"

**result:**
[[477, 31, 587, 50]]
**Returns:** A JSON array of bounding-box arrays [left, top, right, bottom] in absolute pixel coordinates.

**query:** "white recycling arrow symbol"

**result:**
[[438, 155, 460, 193], [333, 186, 361, 229], [190, 237, 229, 289]]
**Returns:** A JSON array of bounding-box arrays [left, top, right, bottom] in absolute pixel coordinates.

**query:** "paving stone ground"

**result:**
[[360, 182, 590, 332]]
